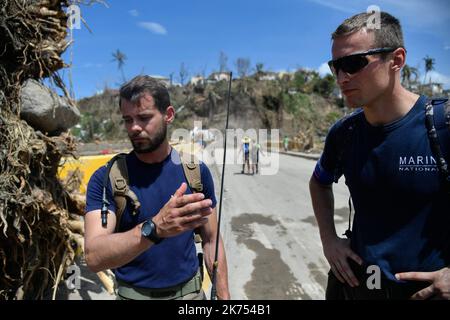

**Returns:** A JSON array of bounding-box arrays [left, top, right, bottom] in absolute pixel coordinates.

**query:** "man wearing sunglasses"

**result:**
[[309, 11, 449, 299]]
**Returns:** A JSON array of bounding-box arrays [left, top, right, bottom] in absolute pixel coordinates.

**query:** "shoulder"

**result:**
[[198, 160, 217, 206], [85, 162, 114, 213], [326, 108, 364, 143], [199, 160, 213, 175], [332, 108, 363, 131], [199, 161, 216, 192], [87, 164, 108, 188], [87, 152, 133, 193]]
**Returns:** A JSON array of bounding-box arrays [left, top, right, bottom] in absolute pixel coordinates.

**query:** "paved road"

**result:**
[[212, 150, 350, 300]]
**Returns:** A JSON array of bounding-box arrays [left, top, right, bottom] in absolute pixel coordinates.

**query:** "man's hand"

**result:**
[[152, 182, 213, 238], [395, 267, 450, 300], [323, 236, 363, 287]]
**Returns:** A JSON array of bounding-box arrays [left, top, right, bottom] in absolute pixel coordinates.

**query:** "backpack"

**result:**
[[101, 151, 203, 233], [335, 98, 450, 237]]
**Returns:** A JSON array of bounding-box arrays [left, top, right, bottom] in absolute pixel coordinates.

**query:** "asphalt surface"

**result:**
[[215, 150, 350, 299]]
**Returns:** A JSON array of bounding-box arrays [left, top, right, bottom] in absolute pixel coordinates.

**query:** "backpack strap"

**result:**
[[430, 98, 450, 130], [425, 98, 450, 194], [179, 151, 203, 193], [105, 153, 141, 232], [331, 110, 361, 239], [333, 110, 361, 183], [178, 150, 203, 243]]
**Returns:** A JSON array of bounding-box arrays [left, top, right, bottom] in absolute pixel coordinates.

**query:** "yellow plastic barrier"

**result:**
[[58, 154, 118, 194]]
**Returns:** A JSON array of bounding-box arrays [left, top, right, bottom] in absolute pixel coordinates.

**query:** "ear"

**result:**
[[164, 106, 175, 123], [391, 47, 406, 72]]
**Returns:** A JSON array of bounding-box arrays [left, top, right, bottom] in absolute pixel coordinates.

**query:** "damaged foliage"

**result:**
[[0, 0, 86, 299]]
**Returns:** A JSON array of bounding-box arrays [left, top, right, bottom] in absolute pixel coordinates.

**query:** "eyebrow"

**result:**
[[122, 110, 154, 119]]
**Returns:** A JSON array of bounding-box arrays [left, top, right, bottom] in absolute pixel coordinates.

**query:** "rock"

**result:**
[[20, 79, 80, 135]]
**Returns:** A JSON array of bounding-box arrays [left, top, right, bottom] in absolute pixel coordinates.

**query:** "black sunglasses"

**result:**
[[328, 47, 397, 76]]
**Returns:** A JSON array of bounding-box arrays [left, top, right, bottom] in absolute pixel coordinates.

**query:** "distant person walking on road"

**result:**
[[241, 136, 251, 174], [250, 139, 263, 174], [283, 136, 289, 152]]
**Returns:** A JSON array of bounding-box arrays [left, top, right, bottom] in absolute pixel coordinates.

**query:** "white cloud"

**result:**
[[318, 62, 332, 77], [424, 70, 450, 89], [138, 22, 167, 35], [129, 9, 139, 17], [444, 45, 450, 50]]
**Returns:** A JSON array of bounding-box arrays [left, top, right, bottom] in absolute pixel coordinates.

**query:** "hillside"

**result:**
[[74, 71, 346, 152]]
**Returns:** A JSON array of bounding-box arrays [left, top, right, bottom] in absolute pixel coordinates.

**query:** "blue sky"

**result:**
[[64, 0, 450, 99]]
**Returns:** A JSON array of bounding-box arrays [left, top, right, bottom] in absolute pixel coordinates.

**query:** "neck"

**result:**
[[363, 83, 420, 126], [134, 140, 171, 164]]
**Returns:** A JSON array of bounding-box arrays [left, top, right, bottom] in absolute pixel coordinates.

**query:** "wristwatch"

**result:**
[[141, 219, 163, 244]]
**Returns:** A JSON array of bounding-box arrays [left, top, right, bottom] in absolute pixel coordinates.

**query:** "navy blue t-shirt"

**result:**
[[85, 148, 217, 288], [313, 95, 450, 281]]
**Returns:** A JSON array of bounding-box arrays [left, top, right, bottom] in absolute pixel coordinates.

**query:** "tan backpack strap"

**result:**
[[179, 151, 203, 193], [179, 150, 203, 241], [109, 154, 141, 232]]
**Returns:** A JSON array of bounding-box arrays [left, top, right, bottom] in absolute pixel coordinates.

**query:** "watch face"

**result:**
[[142, 219, 163, 244], [142, 220, 153, 237]]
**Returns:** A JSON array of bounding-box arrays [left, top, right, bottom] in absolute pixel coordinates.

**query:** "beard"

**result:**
[[130, 120, 167, 154]]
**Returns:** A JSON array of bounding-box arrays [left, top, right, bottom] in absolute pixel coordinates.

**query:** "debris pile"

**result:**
[[0, 0, 85, 299]]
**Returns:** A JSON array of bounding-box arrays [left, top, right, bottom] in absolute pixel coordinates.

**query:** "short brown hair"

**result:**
[[332, 11, 404, 50], [119, 75, 170, 113]]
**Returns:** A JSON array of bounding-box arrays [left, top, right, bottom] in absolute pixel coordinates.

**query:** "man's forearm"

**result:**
[[204, 237, 230, 299], [215, 238, 230, 299], [85, 223, 151, 272], [309, 175, 337, 243]]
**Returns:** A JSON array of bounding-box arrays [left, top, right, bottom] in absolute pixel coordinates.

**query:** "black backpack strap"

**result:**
[[333, 110, 361, 238], [425, 98, 450, 194]]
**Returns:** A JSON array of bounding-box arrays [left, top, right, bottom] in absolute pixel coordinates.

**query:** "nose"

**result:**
[[336, 69, 350, 86], [128, 120, 143, 134]]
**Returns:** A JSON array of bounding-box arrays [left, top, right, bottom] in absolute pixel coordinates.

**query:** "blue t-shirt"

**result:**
[[313, 95, 450, 281], [85, 148, 217, 288]]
